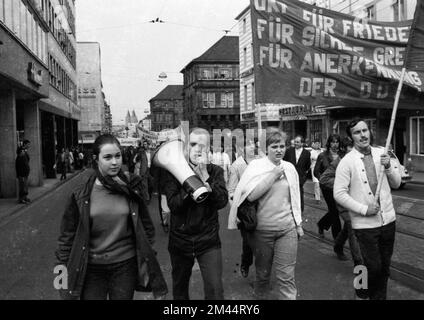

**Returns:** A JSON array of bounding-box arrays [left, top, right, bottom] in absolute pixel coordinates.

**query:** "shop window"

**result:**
[[410, 117, 424, 155]]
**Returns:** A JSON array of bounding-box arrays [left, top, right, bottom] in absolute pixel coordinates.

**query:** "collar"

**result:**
[[351, 146, 375, 159]]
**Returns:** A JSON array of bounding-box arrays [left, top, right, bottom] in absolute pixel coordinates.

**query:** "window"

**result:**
[[219, 68, 232, 79], [12, 0, 20, 35], [243, 47, 247, 67], [244, 85, 248, 111], [221, 92, 233, 108], [0, 0, 4, 22], [251, 83, 255, 108], [366, 5, 375, 20], [20, 2, 27, 45], [202, 92, 215, 108], [393, 0, 406, 21], [410, 117, 424, 155], [26, 6, 32, 50], [4, 0, 12, 29], [201, 68, 213, 79]]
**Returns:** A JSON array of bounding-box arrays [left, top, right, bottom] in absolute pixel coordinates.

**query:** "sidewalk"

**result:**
[[0, 170, 83, 226]]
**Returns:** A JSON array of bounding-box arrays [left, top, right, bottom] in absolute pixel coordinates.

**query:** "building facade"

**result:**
[[326, 0, 423, 171], [0, 0, 79, 198], [149, 85, 184, 132], [180, 36, 241, 133], [77, 42, 107, 146]]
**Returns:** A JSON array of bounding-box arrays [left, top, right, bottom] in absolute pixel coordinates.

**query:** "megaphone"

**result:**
[[152, 139, 209, 203]]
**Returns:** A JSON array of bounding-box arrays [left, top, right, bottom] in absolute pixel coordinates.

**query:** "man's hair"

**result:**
[[23, 139, 30, 145], [189, 127, 210, 147], [294, 135, 304, 143], [341, 136, 353, 149], [345, 118, 367, 139]]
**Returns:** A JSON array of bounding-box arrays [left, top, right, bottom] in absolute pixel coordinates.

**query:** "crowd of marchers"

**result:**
[[53, 118, 400, 300]]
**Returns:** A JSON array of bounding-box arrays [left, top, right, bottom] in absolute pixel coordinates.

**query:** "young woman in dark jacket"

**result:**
[[55, 134, 167, 300], [314, 134, 344, 241]]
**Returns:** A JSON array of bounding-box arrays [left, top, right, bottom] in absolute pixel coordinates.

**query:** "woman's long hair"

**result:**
[[325, 134, 341, 152]]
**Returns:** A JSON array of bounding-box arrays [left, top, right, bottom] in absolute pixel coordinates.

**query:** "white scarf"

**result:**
[[228, 157, 302, 230]]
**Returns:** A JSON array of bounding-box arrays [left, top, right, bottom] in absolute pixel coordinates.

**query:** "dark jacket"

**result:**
[[15, 148, 30, 177], [313, 150, 344, 181], [162, 164, 228, 256], [283, 147, 311, 186], [55, 170, 168, 299]]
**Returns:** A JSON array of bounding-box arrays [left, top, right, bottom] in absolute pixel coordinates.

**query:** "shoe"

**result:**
[[240, 265, 249, 278], [24, 197, 31, 203], [334, 248, 349, 261], [317, 224, 324, 238], [18, 199, 29, 204]]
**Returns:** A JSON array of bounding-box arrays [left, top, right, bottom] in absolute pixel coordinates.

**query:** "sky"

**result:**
[[76, 0, 249, 125]]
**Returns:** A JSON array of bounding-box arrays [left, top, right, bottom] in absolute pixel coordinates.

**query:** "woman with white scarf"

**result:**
[[228, 128, 303, 300]]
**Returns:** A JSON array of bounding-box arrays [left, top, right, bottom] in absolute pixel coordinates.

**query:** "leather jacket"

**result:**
[[55, 170, 168, 299]]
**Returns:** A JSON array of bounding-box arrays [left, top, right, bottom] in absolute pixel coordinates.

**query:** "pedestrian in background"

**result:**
[[15, 139, 31, 204], [319, 137, 363, 264], [227, 138, 261, 278], [55, 148, 67, 181], [134, 141, 150, 202], [314, 134, 344, 240], [211, 144, 231, 185], [283, 135, 311, 212], [163, 128, 228, 300], [229, 128, 303, 300], [310, 140, 322, 203], [334, 119, 401, 300], [55, 134, 167, 300]]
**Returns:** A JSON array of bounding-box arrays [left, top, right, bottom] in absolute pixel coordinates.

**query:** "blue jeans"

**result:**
[[248, 227, 298, 300], [354, 222, 396, 300], [170, 248, 224, 300], [81, 257, 137, 300]]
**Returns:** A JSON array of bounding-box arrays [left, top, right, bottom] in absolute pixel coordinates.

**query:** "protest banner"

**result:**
[[250, 0, 424, 109]]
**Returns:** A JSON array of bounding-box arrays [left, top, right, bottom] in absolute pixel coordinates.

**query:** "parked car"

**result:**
[[387, 150, 412, 189]]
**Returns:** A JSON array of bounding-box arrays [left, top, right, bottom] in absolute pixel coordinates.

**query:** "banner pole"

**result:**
[[374, 67, 406, 205]]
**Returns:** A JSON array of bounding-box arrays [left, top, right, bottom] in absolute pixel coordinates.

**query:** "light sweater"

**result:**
[[334, 147, 401, 230], [249, 174, 295, 231], [88, 181, 136, 264]]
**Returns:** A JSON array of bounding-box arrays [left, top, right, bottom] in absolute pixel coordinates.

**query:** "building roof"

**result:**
[[181, 36, 239, 72], [149, 85, 184, 102]]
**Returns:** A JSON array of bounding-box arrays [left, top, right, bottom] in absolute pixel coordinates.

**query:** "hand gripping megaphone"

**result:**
[[152, 139, 209, 203]]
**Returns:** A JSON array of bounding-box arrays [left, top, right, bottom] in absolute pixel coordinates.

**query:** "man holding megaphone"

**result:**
[[161, 128, 228, 300]]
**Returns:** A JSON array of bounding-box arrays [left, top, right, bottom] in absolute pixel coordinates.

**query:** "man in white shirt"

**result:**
[[283, 135, 311, 211], [334, 119, 401, 300], [211, 145, 231, 184]]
